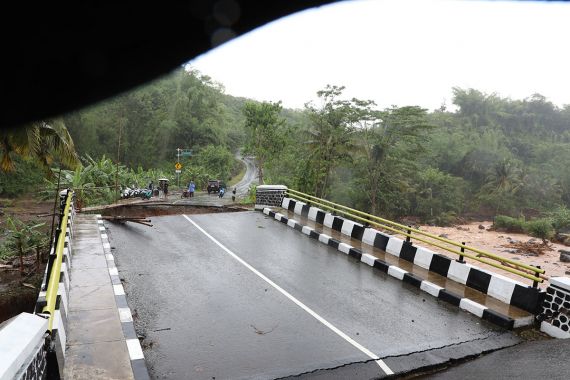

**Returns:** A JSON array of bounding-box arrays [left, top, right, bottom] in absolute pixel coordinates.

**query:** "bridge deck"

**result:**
[[106, 211, 520, 379]]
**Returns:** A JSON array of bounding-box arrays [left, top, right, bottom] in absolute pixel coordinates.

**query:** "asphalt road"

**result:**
[[107, 211, 519, 380], [233, 154, 258, 197]]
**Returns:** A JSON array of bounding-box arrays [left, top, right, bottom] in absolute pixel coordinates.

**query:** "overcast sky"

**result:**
[[189, 0, 570, 111]]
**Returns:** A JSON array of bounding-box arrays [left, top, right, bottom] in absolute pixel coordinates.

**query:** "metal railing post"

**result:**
[[43, 226, 61, 291], [533, 266, 541, 288], [457, 242, 466, 263], [406, 225, 412, 243]]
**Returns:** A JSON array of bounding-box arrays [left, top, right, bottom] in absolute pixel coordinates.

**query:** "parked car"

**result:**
[[207, 179, 221, 194]]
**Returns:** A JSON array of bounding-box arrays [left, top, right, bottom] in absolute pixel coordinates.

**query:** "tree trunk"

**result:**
[[258, 159, 264, 185], [370, 191, 377, 216]]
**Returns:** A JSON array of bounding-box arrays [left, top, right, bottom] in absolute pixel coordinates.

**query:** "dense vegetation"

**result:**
[[63, 68, 245, 169], [255, 87, 570, 228], [3, 67, 570, 231]]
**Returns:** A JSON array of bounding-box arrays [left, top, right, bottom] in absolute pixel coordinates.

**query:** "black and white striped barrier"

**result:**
[[280, 197, 544, 316], [97, 216, 150, 379], [263, 198, 549, 329]]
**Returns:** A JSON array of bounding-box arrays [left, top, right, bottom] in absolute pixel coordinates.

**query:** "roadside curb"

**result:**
[[263, 207, 533, 330], [97, 215, 150, 380]]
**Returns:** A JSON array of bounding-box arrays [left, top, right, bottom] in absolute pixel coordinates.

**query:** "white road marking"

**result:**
[[118, 307, 133, 323], [126, 338, 145, 360], [113, 284, 125, 296], [183, 215, 394, 375]]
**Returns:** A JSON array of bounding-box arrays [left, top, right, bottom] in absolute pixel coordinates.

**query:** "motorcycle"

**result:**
[[141, 189, 152, 199]]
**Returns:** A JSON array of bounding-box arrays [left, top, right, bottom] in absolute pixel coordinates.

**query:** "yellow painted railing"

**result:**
[[42, 191, 73, 332], [286, 188, 546, 284]]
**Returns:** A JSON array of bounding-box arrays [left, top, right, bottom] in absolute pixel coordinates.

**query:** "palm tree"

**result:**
[[0, 119, 80, 173], [480, 158, 523, 215]]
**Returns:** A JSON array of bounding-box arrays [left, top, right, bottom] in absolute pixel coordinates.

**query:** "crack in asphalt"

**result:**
[[273, 331, 518, 379], [273, 357, 381, 380], [377, 331, 513, 361]]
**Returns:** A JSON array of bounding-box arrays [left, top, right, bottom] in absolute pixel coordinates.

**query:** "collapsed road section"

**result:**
[[87, 202, 249, 220]]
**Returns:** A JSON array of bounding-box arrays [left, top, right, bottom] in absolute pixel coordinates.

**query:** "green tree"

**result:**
[[355, 106, 432, 215], [193, 145, 235, 182], [304, 85, 356, 197], [0, 119, 80, 173], [243, 101, 285, 184], [477, 158, 523, 215]]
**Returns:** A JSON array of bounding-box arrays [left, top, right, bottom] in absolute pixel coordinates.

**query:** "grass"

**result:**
[[228, 160, 246, 187]]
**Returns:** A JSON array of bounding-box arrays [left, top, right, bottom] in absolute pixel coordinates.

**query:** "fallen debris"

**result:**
[[102, 215, 153, 227], [501, 241, 554, 256], [250, 323, 279, 335]]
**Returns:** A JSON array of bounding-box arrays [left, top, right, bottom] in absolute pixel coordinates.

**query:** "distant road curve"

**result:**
[[233, 152, 258, 198]]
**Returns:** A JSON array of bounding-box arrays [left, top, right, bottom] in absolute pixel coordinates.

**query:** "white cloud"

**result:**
[[190, 0, 570, 111]]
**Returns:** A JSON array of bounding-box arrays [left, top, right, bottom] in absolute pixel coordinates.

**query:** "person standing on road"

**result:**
[[163, 181, 169, 199], [188, 180, 195, 197]]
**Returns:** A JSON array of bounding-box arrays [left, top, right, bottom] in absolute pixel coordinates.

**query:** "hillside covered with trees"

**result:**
[[259, 86, 570, 227], [3, 67, 570, 231]]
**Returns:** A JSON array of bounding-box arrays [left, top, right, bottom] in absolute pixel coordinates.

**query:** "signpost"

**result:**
[[180, 149, 193, 157], [176, 148, 181, 187], [175, 148, 191, 187]]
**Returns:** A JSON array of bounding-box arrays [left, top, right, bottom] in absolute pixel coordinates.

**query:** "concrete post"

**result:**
[[0, 313, 49, 380], [539, 277, 570, 338], [255, 185, 288, 210]]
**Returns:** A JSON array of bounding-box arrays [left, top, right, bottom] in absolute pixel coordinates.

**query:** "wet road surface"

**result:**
[[107, 211, 519, 379]]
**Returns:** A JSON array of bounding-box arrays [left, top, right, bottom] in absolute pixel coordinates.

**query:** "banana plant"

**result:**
[[3, 217, 46, 276]]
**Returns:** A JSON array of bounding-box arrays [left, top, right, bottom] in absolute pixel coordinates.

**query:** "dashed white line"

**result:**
[[182, 215, 394, 375]]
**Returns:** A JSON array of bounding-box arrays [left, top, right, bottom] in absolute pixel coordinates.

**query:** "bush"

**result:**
[[493, 215, 525, 233], [0, 158, 45, 196], [547, 206, 570, 232], [240, 185, 256, 205], [524, 218, 555, 242], [433, 211, 458, 227]]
